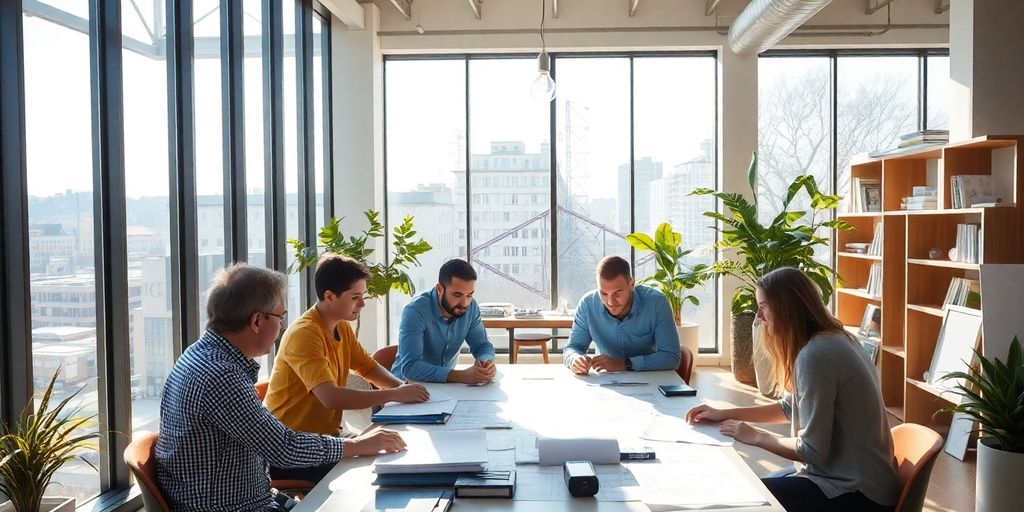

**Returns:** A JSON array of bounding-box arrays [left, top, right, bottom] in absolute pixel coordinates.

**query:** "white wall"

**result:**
[[331, 0, 951, 359]]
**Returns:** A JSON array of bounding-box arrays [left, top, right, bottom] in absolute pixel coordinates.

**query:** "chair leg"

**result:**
[[540, 342, 549, 364], [511, 340, 518, 364]]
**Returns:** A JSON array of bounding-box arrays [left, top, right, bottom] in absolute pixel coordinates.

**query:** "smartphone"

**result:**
[[657, 384, 697, 397]]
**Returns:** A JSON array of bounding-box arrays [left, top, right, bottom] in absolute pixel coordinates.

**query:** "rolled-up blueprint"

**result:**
[[536, 436, 620, 466]]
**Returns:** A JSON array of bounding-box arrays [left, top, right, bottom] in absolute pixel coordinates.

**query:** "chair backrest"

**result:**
[[124, 432, 170, 512], [373, 345, 399, 371], [676, 345, 694, 384], [891, 423, 943, 512], [254, 379, 270, 401]]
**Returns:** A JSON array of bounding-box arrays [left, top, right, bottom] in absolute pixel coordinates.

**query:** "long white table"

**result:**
[[295, 365, 784, 512]]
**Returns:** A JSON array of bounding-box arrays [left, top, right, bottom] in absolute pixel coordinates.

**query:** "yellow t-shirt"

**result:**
[[265, 306, 379, 435]]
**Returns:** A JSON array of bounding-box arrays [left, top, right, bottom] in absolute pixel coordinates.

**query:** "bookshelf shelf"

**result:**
[[835, 135, 1024, 426], [906, 258, 980, 270]]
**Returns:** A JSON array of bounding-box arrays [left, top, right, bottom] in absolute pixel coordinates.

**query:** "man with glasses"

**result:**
[[392, 258, 497, 384], [156, 263, 406, 512], [265, 254, 429, 483]]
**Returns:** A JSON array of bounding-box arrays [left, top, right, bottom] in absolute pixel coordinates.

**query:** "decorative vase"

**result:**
[[730, 313, 757, 385], [677, 322, 700, 358], [976, 437, 1024, 512]]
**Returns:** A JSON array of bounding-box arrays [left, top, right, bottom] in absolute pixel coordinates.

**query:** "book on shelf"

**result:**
[[867, 223, 883, 256], [942, 277, 981, 309], [912, 185, 937, 197], [899, 129, 949, 141], [950, 174, 998, 209], [952, 223, 982, 264], [864, 263, 883, 298]]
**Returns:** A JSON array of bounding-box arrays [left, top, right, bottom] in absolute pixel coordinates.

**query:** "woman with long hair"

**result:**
[[687, 267, 899, 511]]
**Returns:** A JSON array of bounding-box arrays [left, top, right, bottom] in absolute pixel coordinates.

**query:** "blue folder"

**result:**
[[370, 412, 451, 425]]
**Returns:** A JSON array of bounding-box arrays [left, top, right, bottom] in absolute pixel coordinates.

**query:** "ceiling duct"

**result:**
[[728, 0, 833, 54]]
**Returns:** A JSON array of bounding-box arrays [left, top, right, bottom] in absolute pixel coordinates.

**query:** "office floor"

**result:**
[[492, 352, 978, 512]]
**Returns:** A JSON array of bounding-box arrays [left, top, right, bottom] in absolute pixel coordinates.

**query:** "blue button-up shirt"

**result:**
[[564, 285, 681, 371], [156, 330, 345, 511], [393, 288, 495, 382]]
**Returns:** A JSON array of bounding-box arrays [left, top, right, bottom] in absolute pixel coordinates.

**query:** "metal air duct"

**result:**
[[728, 0, 834, 55]]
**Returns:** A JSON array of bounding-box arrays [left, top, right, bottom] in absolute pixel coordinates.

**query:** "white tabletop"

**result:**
[[294, 365, 784, 512]]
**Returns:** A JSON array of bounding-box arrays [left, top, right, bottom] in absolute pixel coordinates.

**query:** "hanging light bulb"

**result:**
[[530, 0, 556, 103], [531, 51, 556, 102]]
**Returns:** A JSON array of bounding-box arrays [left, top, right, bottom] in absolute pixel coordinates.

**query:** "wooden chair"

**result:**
[[676, 345, 694, 384], [891, 423, 943, 512], [124, 433, 170, 512], [372, 345, 399, 371], [511, 332, 552, 364], [255, 380, 270, 401]]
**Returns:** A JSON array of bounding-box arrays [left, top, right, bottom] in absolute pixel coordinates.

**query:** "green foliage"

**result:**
[[626, 222, 708, 325], [0, 371, 98, 512], [691, 152, 852, 315], [288, 210, 433, 298], [940, 336, 1024, 454]]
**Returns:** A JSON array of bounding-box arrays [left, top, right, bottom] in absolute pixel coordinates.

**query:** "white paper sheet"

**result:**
[[537, 436, 621, 466], [641, 413, 734, 447], [421, 381, 509, 402], [383, 387, 452, 407], [442, 401, 511, 431], [375, 398, 457, 417], [374, 429, 487, 474], [627, 456, 769, 510]]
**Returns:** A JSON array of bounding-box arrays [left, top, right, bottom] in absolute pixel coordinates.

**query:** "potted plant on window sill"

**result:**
[[0, 371, 97, 512], [691, 153, 850, 389], [940, 336, 1024, 512], [626, 222, 708, 360]]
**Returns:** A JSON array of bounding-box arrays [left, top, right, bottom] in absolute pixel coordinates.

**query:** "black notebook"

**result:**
[[454, 470, 516, 498]]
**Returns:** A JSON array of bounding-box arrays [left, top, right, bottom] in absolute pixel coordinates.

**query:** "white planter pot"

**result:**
[[677, 322, 699, 358], [0, 497, 75, 512], [977, 438, 1024, 512]]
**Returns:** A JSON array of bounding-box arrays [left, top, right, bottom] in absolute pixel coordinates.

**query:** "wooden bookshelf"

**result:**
[[835, 135, 1024, 426]]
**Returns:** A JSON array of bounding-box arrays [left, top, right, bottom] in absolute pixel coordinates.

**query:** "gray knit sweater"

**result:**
[[778, 331, 900, 506]]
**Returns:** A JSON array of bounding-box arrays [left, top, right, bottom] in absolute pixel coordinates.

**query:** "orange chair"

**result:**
[[512, 332, 552, 364], [373, 345, 399, 371], [676, 346, 694, 384], [891, 423, 943, 512], [124, 433, 171, 512], [255, 380, 270, 401]]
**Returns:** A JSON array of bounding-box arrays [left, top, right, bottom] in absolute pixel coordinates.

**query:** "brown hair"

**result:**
[[596, 255, 632, 281], [756, 267, 853, 393], [205, 263, 287, 334], [315, 254, 370, 300]]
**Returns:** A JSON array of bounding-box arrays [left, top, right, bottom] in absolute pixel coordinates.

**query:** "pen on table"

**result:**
[[483, 424, 513, 430]]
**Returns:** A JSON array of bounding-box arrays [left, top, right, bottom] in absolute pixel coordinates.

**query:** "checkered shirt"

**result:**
[[156, 330, 344, 511]]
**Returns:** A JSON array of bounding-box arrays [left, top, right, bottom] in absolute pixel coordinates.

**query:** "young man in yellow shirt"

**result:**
[[265, 254, 429, 483]]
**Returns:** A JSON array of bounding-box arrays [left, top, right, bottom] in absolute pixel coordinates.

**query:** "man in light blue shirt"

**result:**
[[564, 255, 680, 374], [393, 259, 497, 384]]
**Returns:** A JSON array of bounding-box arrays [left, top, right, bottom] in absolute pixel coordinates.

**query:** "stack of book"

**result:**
[[950, 174, 997, 208], [374, 430, 488, 475], [902, 186, 937, 210], [897, 129, 949, 148], [864, 263, 883, 298], [953, 223, 983, 263], [845, 242, 871, 254], [942, 277, 981, 309]]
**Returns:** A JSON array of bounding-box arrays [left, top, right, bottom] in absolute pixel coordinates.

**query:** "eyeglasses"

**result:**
[[264, 310, 288, 324]]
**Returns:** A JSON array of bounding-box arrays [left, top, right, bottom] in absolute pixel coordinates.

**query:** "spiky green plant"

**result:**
[[690, 152, 853, 315], [0, 370, 98, 512], [626, 222, 708, 325], [288, 210, 433, 298], [939, 336, 1024, 454]]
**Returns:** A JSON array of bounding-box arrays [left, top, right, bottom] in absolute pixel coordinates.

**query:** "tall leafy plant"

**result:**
[[0, 371, 98, 512], [289, 210, 432, 298], [691, 153, 852, 315], [626, 222, 708, 325], [940, 336, 1024, 454]]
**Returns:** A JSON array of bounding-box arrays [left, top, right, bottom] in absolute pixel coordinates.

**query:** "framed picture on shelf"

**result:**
[[926, 305, 983, 401], [860, 182, 882, 212], [859, 338, 881, 365], [858, 304, 882, 339]]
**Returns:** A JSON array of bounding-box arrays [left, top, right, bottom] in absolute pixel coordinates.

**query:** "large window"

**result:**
[[385, 54, 719, 352]]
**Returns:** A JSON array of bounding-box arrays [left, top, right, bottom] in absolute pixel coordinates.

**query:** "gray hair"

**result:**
[[205, 263, 287, 334]]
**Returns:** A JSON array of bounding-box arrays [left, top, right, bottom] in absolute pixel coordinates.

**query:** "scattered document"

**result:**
[[578, 371, 650, 387], [628, 458, 769, 510], [383, 387, 452, 407], [375, 398, 457, 418], [513, 463, 642, 502], [422, 382, 508, 402], [641, 413, 734, 447], [374, 430, 487, 474]]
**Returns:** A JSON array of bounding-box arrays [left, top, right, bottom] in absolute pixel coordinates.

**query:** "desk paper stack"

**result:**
[[374, 430, 488, 475], [371, 389, 457, 424]]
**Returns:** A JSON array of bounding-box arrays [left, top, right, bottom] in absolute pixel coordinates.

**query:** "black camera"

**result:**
[[563, 460, 599, 497]]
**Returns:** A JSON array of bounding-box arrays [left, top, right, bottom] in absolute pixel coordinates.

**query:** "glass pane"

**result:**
[[633, 56, 718, 351], [385, 59, 466, 341], [313, 15, 326, 232], [837, 56, 919, 208], [554, 57, 630, 310], [194, 0, 226, 329], [468, 59, 552, 323], [23, 11, 100, 502], [283, 1, 301, 318], [122, 0, 173, 450], [927, 55, 950, 130]]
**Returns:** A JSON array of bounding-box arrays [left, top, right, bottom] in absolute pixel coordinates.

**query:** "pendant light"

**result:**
[[531, 0, 556, 102]]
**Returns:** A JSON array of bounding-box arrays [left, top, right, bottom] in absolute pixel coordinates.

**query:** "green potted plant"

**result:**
[[939, 336, 1024, 512], [626, 222, 708, 358], [0, 371, 97, 512], [691, 153, 850, 386], [288, 210, 433, 299]]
